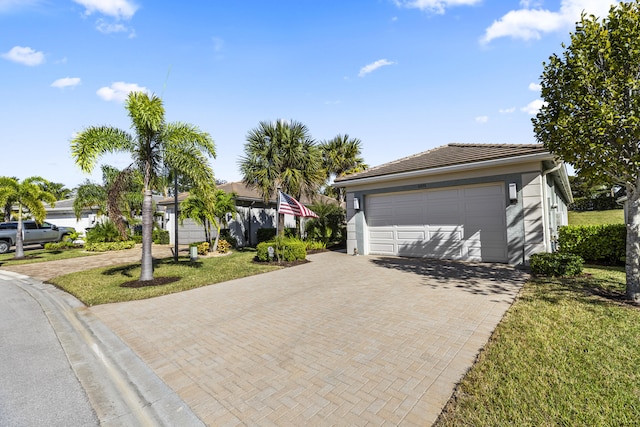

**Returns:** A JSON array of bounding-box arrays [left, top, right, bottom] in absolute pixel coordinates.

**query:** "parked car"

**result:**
[[0, 221, 76, 254]]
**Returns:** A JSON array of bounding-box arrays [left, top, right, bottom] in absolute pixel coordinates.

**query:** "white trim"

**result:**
[[335, 152, 553, 187]]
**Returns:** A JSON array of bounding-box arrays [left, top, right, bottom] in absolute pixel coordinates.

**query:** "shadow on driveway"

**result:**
[[369, 256, 529, 297]]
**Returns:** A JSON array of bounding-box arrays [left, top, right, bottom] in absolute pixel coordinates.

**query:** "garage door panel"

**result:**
[[366, 184, 507, 262]]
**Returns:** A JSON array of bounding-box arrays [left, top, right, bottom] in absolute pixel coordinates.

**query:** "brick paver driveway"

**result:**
[[91, 251, 528, 426]]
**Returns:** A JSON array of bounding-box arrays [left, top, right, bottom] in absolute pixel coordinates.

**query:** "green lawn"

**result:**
[[0, 247, 98, 266], [49, 249, 281, 306], [435, 266, 640, 426], [568, 209, 624, 225]]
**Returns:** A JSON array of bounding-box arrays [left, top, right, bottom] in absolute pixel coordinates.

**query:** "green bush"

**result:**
[[558, 224, 625, 264], [256, 237, 307, 262], [530, 252, 584, 277], [220, 230, 237, 248], [85, 240, 136, 252], [305, 240, 326, 251], [44, 241, 78, 250], [256, 227, 296, 243], [86, 220, 123, 243], [152, 229, 170, 244]]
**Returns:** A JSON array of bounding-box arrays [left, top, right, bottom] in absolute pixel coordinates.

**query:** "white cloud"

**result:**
[[359, 59, 395, 77], [528, 82, 542, 91], [51, 77, 81, 88], [481, 0, 619, 44], [521, 99, 546, 115], [393, 0, 481, 14], [499, 107, 516, 114], [73, 0, 137, 20], [96, 19, 128, 33], [1, 46, 45, 66], [97, 81, 148, 102], [475, 115, 489, 124]]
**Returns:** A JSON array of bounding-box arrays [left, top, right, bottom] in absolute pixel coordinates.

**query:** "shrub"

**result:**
[[256, 237, 307, 262], [558, 224, 625, 264], [86, 220, 123, 243], [152, 229, 170, 245], [189, 241, 210, 255], [220, 230, 237, 248], [305, 240, 326, 251], [44, 241, 78, 250], [530, 252, 584, 277], [85, 240, 136, 252], [256, 227, 296, 244], [217, 239, 231, 254]]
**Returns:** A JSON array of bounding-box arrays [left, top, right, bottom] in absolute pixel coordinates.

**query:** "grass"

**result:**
[[0, 247, 98, 266], [568, 209, 624, 226], [49, 249, 282, 306], [436, 266, 640, 426]]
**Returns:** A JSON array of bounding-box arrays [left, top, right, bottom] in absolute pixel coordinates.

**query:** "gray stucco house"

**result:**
[[334, 143, 572, 265], [159, 182, 338, 246]]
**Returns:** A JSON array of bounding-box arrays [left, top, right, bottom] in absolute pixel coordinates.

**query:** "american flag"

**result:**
[[278, 192, 319, 218]]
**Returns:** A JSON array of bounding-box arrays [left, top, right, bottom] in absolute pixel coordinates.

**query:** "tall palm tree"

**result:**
[[40, 181, 72, 200], [0, 176, 57, 258], [239, 119, 323, 235], [72, 91, 216, 281], [320, 134, 367, 202], [211, 189, 236, 251]]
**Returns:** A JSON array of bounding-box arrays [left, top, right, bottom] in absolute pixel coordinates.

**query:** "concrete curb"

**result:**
[[0, 270, 204, 427]]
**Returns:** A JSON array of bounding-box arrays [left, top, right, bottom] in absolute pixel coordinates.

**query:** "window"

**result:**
[[24, 222, 37, 230]]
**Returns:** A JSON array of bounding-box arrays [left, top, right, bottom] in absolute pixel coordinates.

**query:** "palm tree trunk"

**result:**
[[140, 189, 154, 281]]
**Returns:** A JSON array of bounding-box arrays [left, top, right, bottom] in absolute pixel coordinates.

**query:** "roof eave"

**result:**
[[334, 152, 554, 187]]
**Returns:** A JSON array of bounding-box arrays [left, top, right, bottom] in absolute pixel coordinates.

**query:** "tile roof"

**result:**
[[334, 143, 549, 183], [158, 182, 338, 206]]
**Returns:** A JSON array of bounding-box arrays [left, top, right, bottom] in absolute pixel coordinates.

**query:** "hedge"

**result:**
[[558, 224, 625, 264], [256, 237, 306, 262], [530, 252, 584, 277], [85, 240, 136, 252]]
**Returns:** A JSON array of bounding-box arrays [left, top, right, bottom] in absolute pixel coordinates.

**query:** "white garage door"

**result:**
[[366, 183, 508, 262]]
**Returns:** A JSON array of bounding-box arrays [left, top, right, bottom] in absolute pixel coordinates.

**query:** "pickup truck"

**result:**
[[0, 221, 75, 254]]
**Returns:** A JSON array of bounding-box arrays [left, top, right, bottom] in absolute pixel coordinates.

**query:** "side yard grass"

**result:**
[[0, 247, 97, 266], [49, 250, 281, 306], [568, 209, 624, 225], [436, 265, 640, 426]]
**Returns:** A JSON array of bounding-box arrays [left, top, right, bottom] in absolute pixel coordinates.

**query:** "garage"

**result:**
[[366, 183, 508, 262]]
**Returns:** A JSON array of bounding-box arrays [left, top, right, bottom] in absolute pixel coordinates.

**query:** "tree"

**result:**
[[72, 92, 216, 282], [0, 176, 56, 258], [210, 189, 236, 251], [73, 165, 145, 238], [40, 181, 72, 200], [320, 134, 368, 202], [304, 201, 345, 245], [239, 119, 323, 235], [532, 1, 640, 302], [179, 188, 216, 251]]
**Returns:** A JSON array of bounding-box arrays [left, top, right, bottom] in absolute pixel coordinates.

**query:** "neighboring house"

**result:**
[[159, 181, 338, 246], [44, 197, 167, 235], [334, 143, 572, 265], [43, 198, 100, 233]]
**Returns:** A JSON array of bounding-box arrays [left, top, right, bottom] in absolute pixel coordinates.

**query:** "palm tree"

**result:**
[[73, 165, 145, 238], [40, 181, 72, 200], [319, 134, 368, 202], [211, 189, 236, 251], [239, 119, 323, 235], [0, 176, 57, 258], [179, 189, 216, 250], [179, 188, 236, 252], [72, 91, 216, 282]]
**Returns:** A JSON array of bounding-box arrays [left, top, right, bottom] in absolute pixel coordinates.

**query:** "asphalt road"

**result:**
[[0, 274, 98, 427]]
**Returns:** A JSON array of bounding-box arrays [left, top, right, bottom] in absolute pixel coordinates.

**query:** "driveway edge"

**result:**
[[0, 270, 204, 427]]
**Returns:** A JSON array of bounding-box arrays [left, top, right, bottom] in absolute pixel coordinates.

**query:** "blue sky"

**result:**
[[1, 0, 618, 189]]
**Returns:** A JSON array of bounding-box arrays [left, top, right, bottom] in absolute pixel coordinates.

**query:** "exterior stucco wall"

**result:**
[[342, 163, 554, 266]]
